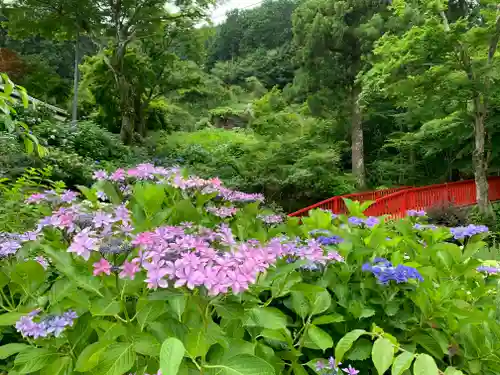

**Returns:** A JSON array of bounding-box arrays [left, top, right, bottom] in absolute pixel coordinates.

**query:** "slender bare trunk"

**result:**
[[351, 85, 366, 189], [71, 30, 80, 126], [473, 111, 490, 214], [135, 95, 146, 138], [118, 76, 134, 144]]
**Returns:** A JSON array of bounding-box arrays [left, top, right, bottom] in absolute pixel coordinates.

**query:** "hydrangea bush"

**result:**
[[0, 165, 497, 375]]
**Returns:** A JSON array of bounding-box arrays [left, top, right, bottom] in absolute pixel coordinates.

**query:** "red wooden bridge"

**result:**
[[289, 177, 500, 218]]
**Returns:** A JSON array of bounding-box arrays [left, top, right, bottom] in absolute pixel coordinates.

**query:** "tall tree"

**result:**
[[364, 0, 500, 214], [7, 0, 216, 143], [80, 20, 209, 137], [6, 0, 100, 121], [292, 0, 389, 189]]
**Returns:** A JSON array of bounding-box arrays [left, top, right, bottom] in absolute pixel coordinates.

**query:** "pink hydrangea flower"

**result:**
[[110, 168, 126, 182], [68, 228, 99, 260], [93, 170, 108, 180], [342, 365, 359, 375], [25, 193, 46, 204], [119, 260, 140, 280], [93, 258, 112, 276]]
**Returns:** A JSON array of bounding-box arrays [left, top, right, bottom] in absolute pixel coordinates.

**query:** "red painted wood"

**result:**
[[288, 177, 500, 218]]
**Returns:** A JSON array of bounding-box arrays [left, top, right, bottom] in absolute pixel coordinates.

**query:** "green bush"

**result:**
[[208, 105, 251, 128], [0, 167, 62, 232], [145, 99, 194, 132], [41, 148, 95, 186], [32, 120, 134, 162], [0, 133, 36, 178], [154, 127, 354, 211]]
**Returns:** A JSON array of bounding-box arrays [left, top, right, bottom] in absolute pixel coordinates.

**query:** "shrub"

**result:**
[[426, 202, 469, 227], [32, 120, 134, 162], [0, 132, 36, 178], [208, 105, 251, 128], [0, 166, 497, 375], [153, 127, 353, 211], [0, 167, 63, 232], [40, 148, 95, 186], [145, 100, 194, 133]]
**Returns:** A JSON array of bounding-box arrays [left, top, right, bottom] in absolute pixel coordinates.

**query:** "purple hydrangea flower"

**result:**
[[16, 310, 77, 338], [60, 190, 79, 203], [257, 214, 283, 225], [206, 206, 238, 218], [0, 239, 21, 256], [342, 365, 360, 375], [407, 209, 426, 217]]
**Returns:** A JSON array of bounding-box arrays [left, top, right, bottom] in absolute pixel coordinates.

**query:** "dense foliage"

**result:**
[[0, 164, 496, 375], [4, 0, 500, 212]]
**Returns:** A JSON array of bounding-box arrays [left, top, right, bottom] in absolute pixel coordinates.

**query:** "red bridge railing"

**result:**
[[289, 177, 500, 218]]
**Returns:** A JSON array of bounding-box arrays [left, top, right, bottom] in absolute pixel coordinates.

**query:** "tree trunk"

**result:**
[[351, 85, 366, 189], [473, 111, 490, 214], [118, 77, 134, 144], [71, 30, 80, 126], [134, 95, 146, 138]]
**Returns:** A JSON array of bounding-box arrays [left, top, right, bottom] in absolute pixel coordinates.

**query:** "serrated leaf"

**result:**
[[168, 294, 187, 321], [413, 354, 439, 375], [204, 354, 275, 375], [306, 325, 333, 351], [312, 313, 345, 325], [75, 341, 110, 372], [0, 344, 30, 359], [91, 343, 135, 375], [160, 337, 185, 375], [136, 299, 166, 331], [290, 292, 309, 318], [49, 278, 76, 305], [132, 333, 161, 357], [40, 356, 72, 375], [0, 312, 26, 326], [391, 352, 414, 375], [372, 337, 394, 375], [347, 338, 372, 361], [14, 348, 58, 373], [90, 298, 121, 316], [244, 307, 287, 330], [444, 367, 465, 375], [335, 329, 366, 361]]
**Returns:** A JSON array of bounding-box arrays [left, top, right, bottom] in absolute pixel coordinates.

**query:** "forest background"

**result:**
[[1, 0, 499, 214]]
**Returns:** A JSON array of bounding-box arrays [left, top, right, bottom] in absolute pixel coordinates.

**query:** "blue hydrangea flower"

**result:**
[[477, 265, 500, 275], [364, 216, 380, 228], [363, 258, 423, 284], [317, 235, 344, 246], [413, 223, 437, 231], [348, 217, 364, 226], [450, 224, 489, 240]]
